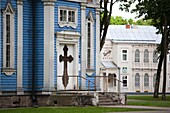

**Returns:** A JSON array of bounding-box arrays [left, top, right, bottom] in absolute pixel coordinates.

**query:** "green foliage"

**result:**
[[109, 16, 153, 25], [0, 107, 147, 113]]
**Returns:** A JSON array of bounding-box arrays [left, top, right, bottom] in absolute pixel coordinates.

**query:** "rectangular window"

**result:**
[[58, 7, 77, 28], [122, 76, 127, 87], [122, 50, 128, 61]]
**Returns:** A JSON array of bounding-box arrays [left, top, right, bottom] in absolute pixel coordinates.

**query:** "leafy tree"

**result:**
[[119, 0, 170, 100]]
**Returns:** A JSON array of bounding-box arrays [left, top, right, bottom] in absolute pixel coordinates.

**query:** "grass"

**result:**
[[0, 107, 149, 113], [127, 95, 170, 107], [127, 95, 170, 101]]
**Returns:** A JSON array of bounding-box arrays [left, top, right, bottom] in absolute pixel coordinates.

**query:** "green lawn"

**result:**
[[0, 107, 148, 113], [127, 95, 170, 107]]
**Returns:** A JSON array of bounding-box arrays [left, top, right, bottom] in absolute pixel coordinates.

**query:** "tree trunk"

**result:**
[[162, 15, 168, 100], [153, 50, 164, 98]]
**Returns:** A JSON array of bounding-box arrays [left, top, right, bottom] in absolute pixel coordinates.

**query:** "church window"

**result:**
[[153, 74, 156, 87], [122, 76, 127, 87], [144, 49, 149, 62], [135, 49, 140, 62], [144, 73, 149, 87], [58, 7, 77, 28], [122, 67, 127, 73], [153, 50, 158, 63], [2, 2, 15, 73], [86, 11, 94, 69], [135, 73, 140, 87], [122, 49, 128, 62]]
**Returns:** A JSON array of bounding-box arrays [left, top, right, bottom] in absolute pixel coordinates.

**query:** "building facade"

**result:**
[[101, 25, 170, 93], [0, 0, 100, 106]]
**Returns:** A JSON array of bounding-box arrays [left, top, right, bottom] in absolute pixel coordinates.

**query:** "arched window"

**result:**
[[135, 73, 140, 87], [86, 11, 94, 69], [144, 73, 149, 87], [144, 49, 149, 62], [2, 1, 15, 75], [135, 49, 140, 62], [153, 74, 156, 87], [153, 50, 158, 63]]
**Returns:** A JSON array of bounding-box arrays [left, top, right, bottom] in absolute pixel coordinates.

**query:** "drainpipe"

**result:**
[[32, 0, 37, 107], [118, 67, 121, 95]]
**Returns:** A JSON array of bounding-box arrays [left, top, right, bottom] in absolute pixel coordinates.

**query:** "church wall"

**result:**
[[0, 0, 17, 91], [22, 0, 33, 91], [34, 0, 44, 90]]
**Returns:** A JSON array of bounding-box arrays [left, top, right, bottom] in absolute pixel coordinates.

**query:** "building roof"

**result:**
[[101, 61, 118, 69], [106, 25, 161, 44]]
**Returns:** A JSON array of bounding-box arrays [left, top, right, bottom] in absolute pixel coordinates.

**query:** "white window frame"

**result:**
[[58, 6, 78, 28], [2, 2, 15, 75], [122, 76, 127, 87], [86, 11, 94, 69], [121, 49, 128, 62], [135, 49, 140, 62]]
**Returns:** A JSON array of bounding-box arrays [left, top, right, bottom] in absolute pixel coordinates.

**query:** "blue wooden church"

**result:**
[[0, 0, 100, 107]]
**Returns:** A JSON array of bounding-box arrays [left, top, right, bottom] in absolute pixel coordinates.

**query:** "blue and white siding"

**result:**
[[0, 0, 17, 92]]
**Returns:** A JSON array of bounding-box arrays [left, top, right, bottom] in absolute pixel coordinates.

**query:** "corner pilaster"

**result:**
[[17, 0, 24, 95], [81, 3, 87, 89], [43, 0, 56, 94], [95, 8, 101, 88]]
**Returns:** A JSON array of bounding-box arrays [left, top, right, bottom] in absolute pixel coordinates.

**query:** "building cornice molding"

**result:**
[[42, 0, 56, 6]]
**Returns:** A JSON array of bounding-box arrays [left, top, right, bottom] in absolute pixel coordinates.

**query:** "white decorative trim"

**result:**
[[56, 31, 80, 39], [58, 6, 78, 28], [2, 2, 15, 75], [81, 3, 86, 88], [86, 11, 94, 69], [56, 31, 80, 90], [17, 0, 23, 93], [43, 1, 55, 91], [95, 8, 100, 77]]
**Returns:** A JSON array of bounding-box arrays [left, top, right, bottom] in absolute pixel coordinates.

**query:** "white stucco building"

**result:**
[[100, 25, 170, 93]]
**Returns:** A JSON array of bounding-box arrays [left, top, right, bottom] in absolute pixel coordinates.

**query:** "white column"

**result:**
[[95, 8, 100, 90], [43, 0, 56, 93], [81, 3, 86, 89], [17, 0, 24, 95]]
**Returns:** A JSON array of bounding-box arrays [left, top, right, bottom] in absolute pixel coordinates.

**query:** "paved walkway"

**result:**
[[102, 105, 170, 113]]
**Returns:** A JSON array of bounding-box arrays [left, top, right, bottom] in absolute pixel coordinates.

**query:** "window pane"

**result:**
[[123, 54, 127, 60], [68, 11, 75, 22], [6, 15, 10, 43], [60, 10, 67, 22], [122, 76, 127, 87], [6, 45, 10, 67], [87, 23, 91, 48], [87, 49, 90, 68], [135, 49, 140, 62], [153, 74, 156, 87], [153, 50, 158, 63], [135, 73, 140, 87], [144, 49, 149, 62], [144, 73, 149, 87]]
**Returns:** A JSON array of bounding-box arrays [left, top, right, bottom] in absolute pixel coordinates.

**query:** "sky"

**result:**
[[111, 2, 139, 21]]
